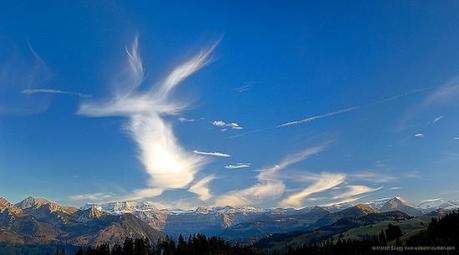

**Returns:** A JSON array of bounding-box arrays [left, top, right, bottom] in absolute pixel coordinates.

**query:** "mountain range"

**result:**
[[1, 195, 458, 249], [0, 197, 162, 247]]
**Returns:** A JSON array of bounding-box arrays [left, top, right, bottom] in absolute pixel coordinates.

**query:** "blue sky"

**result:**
[[1, 1, 459, 208]]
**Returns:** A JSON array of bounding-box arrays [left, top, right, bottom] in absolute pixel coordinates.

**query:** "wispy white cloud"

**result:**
[[389, 186, 402, 190], [178, 117, 195, 122], [278, 106, 359, 128], [69, 192, 114, 202], [419, 198, 442, 204], [332, 185, 381, 200], [320, 185, 381, 207], [147, 199, 197, 210], [399, 78, 459, 130], [280, 173, 346, 208], [224, 163, 251, 169], [414, 133, 424, 138], [78, 36, 218, 199], [280, 88, 432, 129], [350, 172, 397, 183], [233, 82, 252, 93], [432, 115, 444, 124], [211, 120, 243, 131], [193, 150, 230, 158], [0, 43, 53, 115], [214, 181, 286, 207], [425, 76, 459, 106], [215, 145, 327, 207], [189, 175, 216, 201], [123, 188, 164, 201], [404, 171, 422, 179], [22, 88, 90, 98]]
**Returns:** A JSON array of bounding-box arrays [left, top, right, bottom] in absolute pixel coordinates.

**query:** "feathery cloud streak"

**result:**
[[189, 175, 216, 200], [329, 185, 381, 205], [425, 76, 459, 106], [78, 36, 218, 199], [278, 107, 359, 127], [22, 88, 90, 98], [278, 88, 431, 129], [69, 192, 114, 202], [224, 163, 251, 169], [280, 173, 345, 208], [193, 150, 231, 157], [212, 120, 243, 131], [214, 145, 326, 207]]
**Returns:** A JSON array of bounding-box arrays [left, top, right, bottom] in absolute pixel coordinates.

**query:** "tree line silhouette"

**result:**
[[53, 211, 459, 255], [284, 211, 459, 255], [54, 234, 259, 255]]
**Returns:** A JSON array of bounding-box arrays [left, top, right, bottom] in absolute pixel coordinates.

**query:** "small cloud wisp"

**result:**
[[193, 150, 231, 158], [22, 88, 90, 98]]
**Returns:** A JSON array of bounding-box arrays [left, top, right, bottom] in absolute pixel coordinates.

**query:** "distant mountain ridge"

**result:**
[[83, 201, 323, 238], [83, 196, 456, 241]]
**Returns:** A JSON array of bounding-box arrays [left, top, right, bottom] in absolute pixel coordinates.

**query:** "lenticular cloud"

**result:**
[[78, 36, 216, 199]]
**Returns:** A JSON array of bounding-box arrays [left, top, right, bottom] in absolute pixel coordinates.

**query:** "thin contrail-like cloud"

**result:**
[[224, 163, 251, 169], [193, 150, 231, 157], [278, 106, 360, 127], [22, 88, 91, 98], [278, 88, 432, 128], [231, 87, 432, 138]]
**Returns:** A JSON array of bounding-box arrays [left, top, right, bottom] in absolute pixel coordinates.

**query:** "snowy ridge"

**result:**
[[82, 197, 459, 216]]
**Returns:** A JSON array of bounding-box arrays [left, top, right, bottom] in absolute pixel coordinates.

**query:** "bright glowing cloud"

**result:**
[[193, 150, 231, 157], [78, 36, 218, 199], [280, 173, 346, 208]]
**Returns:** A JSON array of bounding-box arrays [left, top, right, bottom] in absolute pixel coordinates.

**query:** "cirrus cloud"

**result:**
[[78, 36, 218, 199], [214, 145, 327, 207], [193, 150, 230, 158], [211, 120, 243, 131], [280, 173, 346, 208], [224, 163, 251, 169]]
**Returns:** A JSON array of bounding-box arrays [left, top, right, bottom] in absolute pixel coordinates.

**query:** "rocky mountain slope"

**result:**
[[379, 197, 422, 216], [311, 204, 376, 228], [0, 197, 163, 247]]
